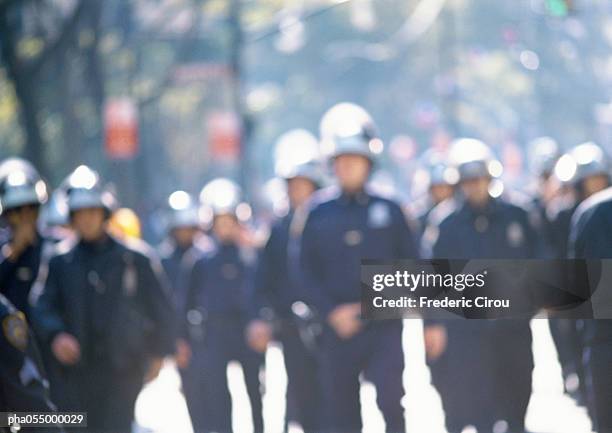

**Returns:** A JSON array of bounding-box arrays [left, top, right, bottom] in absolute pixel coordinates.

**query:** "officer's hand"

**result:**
[[424, 325, 447, 361], [175, 339, 192, 370], [51, 333, 81, 365], [328, 303, 362, 339], [246, 320, 273, 353], [145, 357, 164, 383]]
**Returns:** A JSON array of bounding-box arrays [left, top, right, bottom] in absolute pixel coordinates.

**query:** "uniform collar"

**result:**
[[338, 189, 370, 206], [172, 241, 191, 256], [78, 233, 115, 254]]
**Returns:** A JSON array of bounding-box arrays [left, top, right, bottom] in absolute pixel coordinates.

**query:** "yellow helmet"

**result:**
[[108, 207, 142, 239]]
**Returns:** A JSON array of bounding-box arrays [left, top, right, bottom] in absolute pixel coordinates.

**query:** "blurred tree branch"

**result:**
[[0, 0, 85, 176]]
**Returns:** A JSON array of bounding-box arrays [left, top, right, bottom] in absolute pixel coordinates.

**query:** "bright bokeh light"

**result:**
[[520, 50, 540, 70], [573, 142, 603, 165], [554, 154, 578, 182], [6, 170, 27, 187], [168, 190, 191, 211], [69, 165, 98, 189], [200, 178, 241, 213], [35, 180, 48, 200], [488, 178, 505, 198], [262, 177, 289, 217], [488, 160, 504, 178], [236, 202, 252, 222], [368, 138, 384, 155]]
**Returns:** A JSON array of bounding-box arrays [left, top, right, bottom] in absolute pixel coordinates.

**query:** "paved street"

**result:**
[[135, 319, 593, 433]]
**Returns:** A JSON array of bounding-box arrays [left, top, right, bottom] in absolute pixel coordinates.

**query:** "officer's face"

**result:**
[[334, 154, 371, 192], [171, 226, 199, 248], [287, 177, 316, 208], [4, 205, 39, 229], [71, 207, 107, 241], [212, 214, 239, 243], [460, 176, 491, 207], [430, 184, 454, 204], [582, 174, 610, 199]]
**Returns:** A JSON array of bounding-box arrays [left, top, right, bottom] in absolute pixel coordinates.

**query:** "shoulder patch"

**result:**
[[368, 201, 392, 228], [3, 311, 28, 352]]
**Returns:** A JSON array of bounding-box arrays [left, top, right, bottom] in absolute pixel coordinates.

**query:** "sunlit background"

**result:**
[[2, 0, 612, 242]]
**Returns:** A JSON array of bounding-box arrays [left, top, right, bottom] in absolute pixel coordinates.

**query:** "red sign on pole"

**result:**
[[207, 111, 242, 161], [104, 98, 139, 160]]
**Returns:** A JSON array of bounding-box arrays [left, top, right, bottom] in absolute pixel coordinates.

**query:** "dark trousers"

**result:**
[[278, 320, 323, 433], [183, 321, 264, 433], [428, 320, 533, 433], [319, 321, 405, 433], [55, 362, 144, 433], [549, 318, 587, 403], [586, 342, 612, 433]]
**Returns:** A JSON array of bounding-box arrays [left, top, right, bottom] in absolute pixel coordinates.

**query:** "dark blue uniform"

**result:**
[[407, 196, 438, 243], [159, 235, 214, 426], [159, 236, 214, 309], [0, 293, 64, 433], [159, 241, 191, 301], [253, 211, 323, 433], [31, 235, 175, 433], [423, 197, 538, 433], [0, 231, 57, 319], [546, 198, 588, 404], [0, 230, 66, 409], [183, 241, 264, 433], [548, 199, 579, 259], [297, 187, 418, 433], [569, 186, 612, 433]]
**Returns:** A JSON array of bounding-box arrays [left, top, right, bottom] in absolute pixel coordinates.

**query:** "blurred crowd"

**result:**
[[1, 102, 612, 433]]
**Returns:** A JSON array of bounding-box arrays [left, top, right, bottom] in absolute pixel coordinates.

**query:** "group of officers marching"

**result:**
[[1, 101, 612, 433]]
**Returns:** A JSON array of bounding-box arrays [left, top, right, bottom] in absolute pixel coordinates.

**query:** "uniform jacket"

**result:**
[[296, 186, 419, 318], [31, 235, 175, 372]]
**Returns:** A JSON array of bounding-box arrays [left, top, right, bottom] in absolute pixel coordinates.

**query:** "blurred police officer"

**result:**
[[39, 188, 72, 240], [158, 191, 204, 305], [158, 190, 210, 403], [31, 165, 175, 433], [182, 178, 263, 433], [0, 159, 72, 415], [569, 186, 612, 433], [0, 293, 64, 433], [409, 149, 456, 239], [0, 158, 52, 319], [295, 103, 418, 433], [246, 134, 324, 433], [547, 142, 610, 403], [527, 136, 561, 253], [422, 138, 539, 433], [548, 142, 611, 259]]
